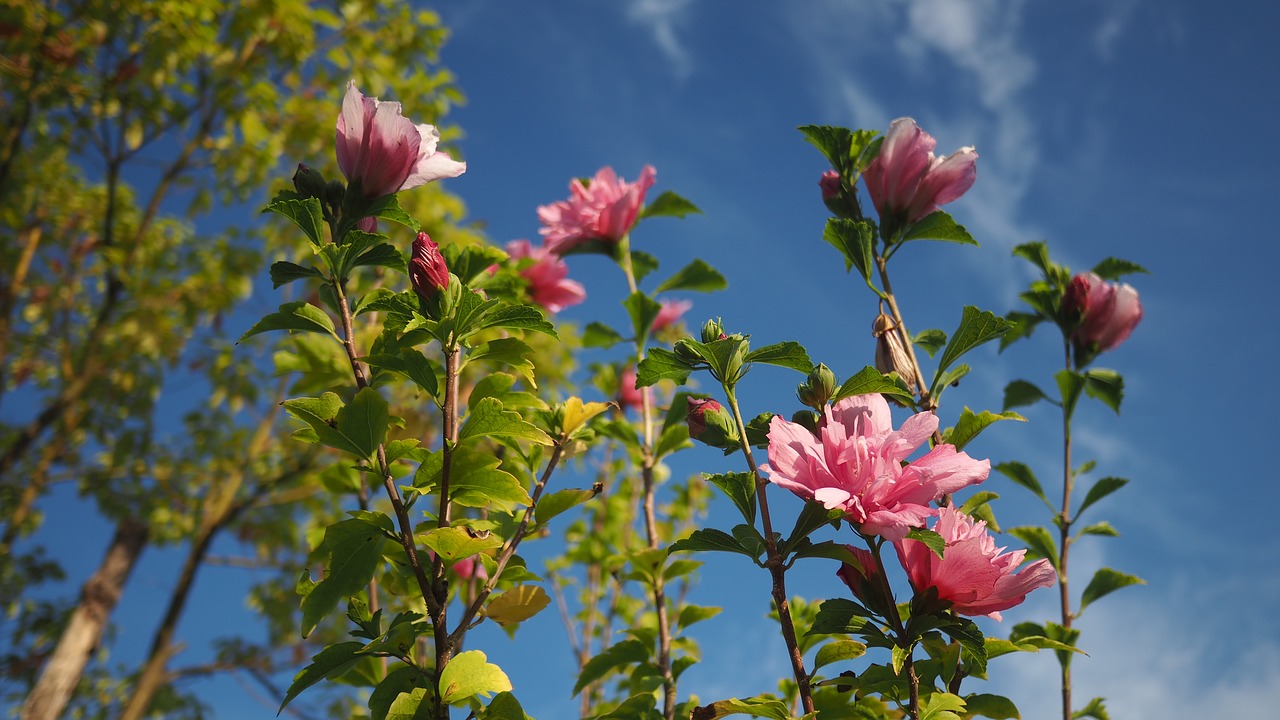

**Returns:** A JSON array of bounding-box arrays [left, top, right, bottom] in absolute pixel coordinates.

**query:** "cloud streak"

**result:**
[[627, 0, 695, 79]]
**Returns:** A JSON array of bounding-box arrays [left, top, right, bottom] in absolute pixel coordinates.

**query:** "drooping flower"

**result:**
[[862, 118, 977, 227], [409, 232, 449, 301], [1063, 272, 1143, 362], [537, 165, 656, 254], [652, 299, 693, 332], [895, 506, 1056, 620], [762, 394, 989, 540], [336, 81, 467, 199], [506, 239, 586, 314]]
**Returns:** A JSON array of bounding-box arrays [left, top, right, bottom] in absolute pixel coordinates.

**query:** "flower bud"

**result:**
[[836, 545, 895, 617], [409, 232, 450, 302], [796, 362, 837, 410], [872, 312, 919, 398], [325, 179, 347, 210], [819, 170, 861, 219], [686, 396, 740, 450], [700, 317, 726, 343], [1063, 272, 1142, 367], [674, 338, 703, 365], [292, 163, 327, 200], [790, 409, 820, 437]]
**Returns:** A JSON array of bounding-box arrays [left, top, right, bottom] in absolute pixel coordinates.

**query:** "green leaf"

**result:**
[[822, 218, 875, 284], [264, 196, 326, 248], [906, 528, 946, 558], [363, 349, 440, 398], [640, 190, 702, 220], [1074, 697, 1111, 720], [1079, 568, 1144, 613], [813, 639, 868, 670], [808, 598, 875, 636], [439, 650, 512, 704], [636, 347, 694, 387], [902, 211, 977, 245], [669, 528, 754, 558], [475, 304, 558, 338], [958, 491, 1000, 517], [1076, 521, 1120, 538], [1091, 257, 1149, 280], [913, 328, 947, 357], [944, 407, 1025, 452], [240, 301, 339, 342], [962, 694, 1020, 720], [1012, 241, 1052, 276], [630, 250, 660, 283], [536, 487, 599, 526], [420, 526, 504, 563], [362, 193, 421, 233], [300, 517, 393, 637], [654, 258, 727, 294], [705, 472, 756, 525], [941, 618, 988, 678], [574, 639, 649, 695], [279, 642, 364, 713], [676, 604, 722, 630], [688, 696, 790, 719], [1083, 368, 1124, 414], [744, 341, 814, 374], [919, 692, 966, 720], [783, 499, 842, 552], [484, 692, 530, 720], [337, 387, 390, 461], [459, 397, 553, 447], [930, 363, 971, 402], [1006, 526, 1059, 572], [469, 337, 537, 388], [995, 462, 1049, 506], [351, 241, 407, 274], [623, 292, 663, 345], [369, 665, 433, 720], [1076, 477, 1128, 519], [1002, 380, 1049, 411], [999, 311, 1044, 350], [1056, 369, 1086, 421], [832, 365, 916, 405], [934, 306, 1011, 380], [731, 524, 767, 562], [270, 261, 325, 288], [415, 446, 531, 511], [583, 321, 625, 348]]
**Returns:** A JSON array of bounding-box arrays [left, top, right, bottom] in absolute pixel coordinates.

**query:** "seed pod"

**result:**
[[872, 311, 919, 398]]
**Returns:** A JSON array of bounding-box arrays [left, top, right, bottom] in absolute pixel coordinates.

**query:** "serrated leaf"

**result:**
[[913, 328, 947, 357], [1006, 526, 1059, 572], [363, 349, 440, 398], [583, 321, 625, 348], [1091, 257, 1149, 280], [745, 341, 814, 374], [1074, 697, 1111, 720], [484, 692, 529, 720], [420, 526, 504, 563], [270, 261, 325, 288], [903, 211, 976, 246], [574, 639, 649, 695], [944, 407, 1025, 452], [930, 363, 971, 401], [941, 619, 988, 678], [1012, 241, 1051, 276], [475, 304, 558, 338], [999, 311, 1044, 351], [676, 605, 722, 630], [300, 518, 392, 637], [833, 365, 916, 405], [653, 421, 692, 459], [995, 462, 1050, 507], [1079, 568, 1144, 612], [283, 392, 383, 460], [369, 665, 433, 720], [469, 337, 538, 388], [1076, 521, 1119, 538], [689, 696, 790, 720], [1083, 368, 1124, 414], [535, 487, 598, 525], [485, 586, 550, 627], [958, 491, 1000, 516], [919, 692, 966, 720], [265, 197, 326, 248], [337, 387, 390, 461], [279, 642, 364, 713], [962, 694, 1019, 720], [808, 598, 875, 636], [439, 650, 512, 704], [1076, 477, 1127, 518], [240, 301, 339, 342], [1056, 369, 1086, 421], [636, 347, 694, 387], [1002, 380, 1049, 411], [623, 291, 662, 345], [669, 528, 753, 558], [351, 241, 407, 274], [813, 639, 867, 670], [935, 306, 1011, 379], [459, 397, 553, 446], [705, 472, 756, 525], [630, 250, 659, 283], [640, 190, 702, 220], [822, 218, 875, 283], [654, 258, 727, 294], [906, 527, 946, 558]]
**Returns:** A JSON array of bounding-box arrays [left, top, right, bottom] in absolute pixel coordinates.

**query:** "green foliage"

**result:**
[[832, 365, 916, 405], [1076, 477, 1128, 519], [300, 516, 394, 637], [1079, 568, 1145, 613], [1001, 380, 1050, 411], [1006, 526, 1060, 572], [823, 218, 877, 287], [705, 472, 757, 525], [944, 408, 1026, 452], [640, 190, 703, 220], [932, 307, 1012, 394], [439, 651, 513, 704], [240, 301, 341, 342], [654, 258, 728, 294], [901, 211, 977, 246], [688, 696, 791, 719]]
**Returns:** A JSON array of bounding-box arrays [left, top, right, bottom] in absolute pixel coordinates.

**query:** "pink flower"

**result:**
[[409, 232, 449, 301], [862, 118, 977, 225], [336, 81, 466, 199], [895, 506, 1056, 620], [506, 239, 586, 314], [761, 394, 990, 540], [618, 366, 646, 414], [452, 556, 488, 582], [537, 165, 657, 254], [652, 299, 692, 332], [819, 170, 841, 201], [1064, 272, 1143, 356]]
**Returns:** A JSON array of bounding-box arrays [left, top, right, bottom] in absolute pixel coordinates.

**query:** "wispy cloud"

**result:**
[[627, 0, 695, 79]]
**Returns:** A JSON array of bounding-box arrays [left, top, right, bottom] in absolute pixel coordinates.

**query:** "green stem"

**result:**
[[723, 386, 814, 715], [1059, 339, 1074, 720]]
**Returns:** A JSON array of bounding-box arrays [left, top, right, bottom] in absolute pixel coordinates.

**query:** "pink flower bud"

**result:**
[[409, 232, 449, 301], [685, 397, 721, 439], [819, 170, 841, 201], [836, 545, 895, 616], [862, 118, 977, 226], [1064, 272, 1143, 357], [335, 81, 466, 199]]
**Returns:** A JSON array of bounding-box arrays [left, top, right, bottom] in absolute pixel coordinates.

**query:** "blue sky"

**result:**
[[14, 1, 1279, 718]]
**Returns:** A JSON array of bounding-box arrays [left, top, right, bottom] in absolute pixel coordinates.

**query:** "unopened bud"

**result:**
[[872, 312, 919, 398], [791, 409, 820, 436], [292, 163, 327, 200], [686, 397, 740, 450], [796, 362, 838, 410], [674, 338, 703, 365], [700, 318, 725, 344], [410, 232, 450, 302], [325, 179, 347, 210], [819, 169, 862, 219]]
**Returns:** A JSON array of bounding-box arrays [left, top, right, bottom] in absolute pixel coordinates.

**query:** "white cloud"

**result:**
[[1092, 0, 1140, 61], [627, 0, 695, 79]]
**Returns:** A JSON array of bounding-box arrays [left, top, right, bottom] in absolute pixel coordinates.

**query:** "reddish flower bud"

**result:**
[[686, 396, 740, 450], [819, 170, 841, 201], [836, 545, 895, 616], [409, 232, 449, 301], [1064, 272, 1143, 364]]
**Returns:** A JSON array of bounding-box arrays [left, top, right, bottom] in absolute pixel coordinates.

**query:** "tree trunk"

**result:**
[[21, 518, 148, 720]]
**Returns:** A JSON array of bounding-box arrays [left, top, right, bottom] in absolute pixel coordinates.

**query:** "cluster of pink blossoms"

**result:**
[[537, 165, 656, 254], [763, 393, 989, 541]]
